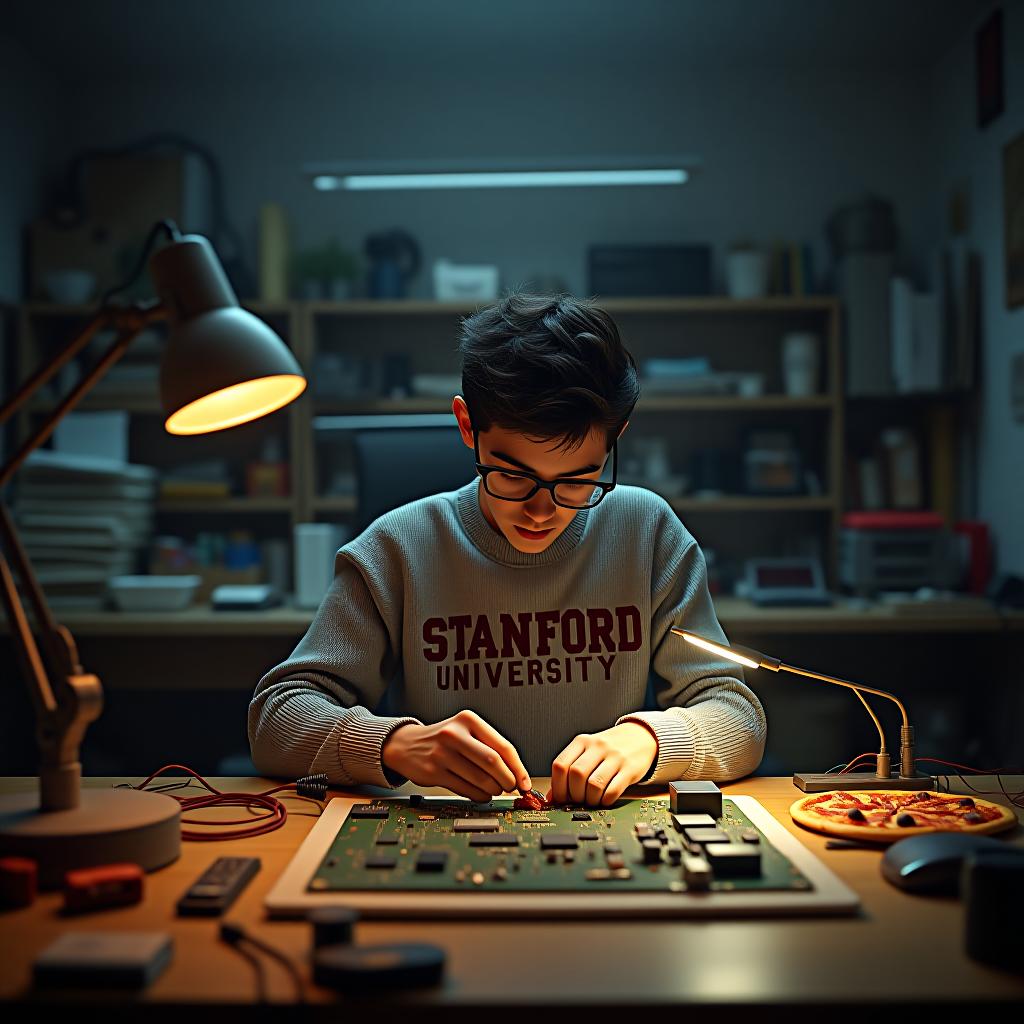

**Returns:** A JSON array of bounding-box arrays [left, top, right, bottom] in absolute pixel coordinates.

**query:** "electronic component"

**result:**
[[669, 781, 723, 817], [540, 834, 579, 850], [176, 856, 260, 917], [375, 834, 400, 845], [63, 863, 144, 914], [744, 557, 830, 607], [453, 817, 499, 832], [683, 827, 730, 846], [468, 834, 520, 847], [671, 813, 717, 831], [571, 811, 592, 821], [682, 855, 713, 890], [641, 839, 663, 864], [704, 844, 762, 878], [33, 931, 173, 989], [312, 942, 445, 991], [415, 850, 448, 873], [350, 805, 390, 819], [274, 794, 858, 918]]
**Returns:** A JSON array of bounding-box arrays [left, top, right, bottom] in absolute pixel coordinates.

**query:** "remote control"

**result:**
[[176, 856, 260, 917]]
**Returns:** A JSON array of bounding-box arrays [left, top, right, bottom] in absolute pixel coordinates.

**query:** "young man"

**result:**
[[249, 293, 766, 806]]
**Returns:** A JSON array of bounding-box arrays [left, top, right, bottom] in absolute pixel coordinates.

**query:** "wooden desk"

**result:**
[[2, 775, 1023, 1017]]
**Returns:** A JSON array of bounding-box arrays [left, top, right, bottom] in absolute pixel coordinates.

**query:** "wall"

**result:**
[[0, 35, 63, 302], [929, 4, 1024, 574], [60, 60, 932, 300]]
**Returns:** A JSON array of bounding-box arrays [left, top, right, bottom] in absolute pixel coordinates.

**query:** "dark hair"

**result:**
[[458, 292, 640, 451]]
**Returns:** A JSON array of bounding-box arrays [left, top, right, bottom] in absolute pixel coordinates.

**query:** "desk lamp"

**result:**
[[671, 628, 935, 793], [0, 220, 306, 886]]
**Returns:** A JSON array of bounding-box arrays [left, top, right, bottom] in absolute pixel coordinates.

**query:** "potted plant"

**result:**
[[291, 240, 360, 299]]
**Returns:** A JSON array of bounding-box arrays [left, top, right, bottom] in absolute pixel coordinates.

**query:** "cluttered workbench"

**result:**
[[0, 774, 1022, 1019]]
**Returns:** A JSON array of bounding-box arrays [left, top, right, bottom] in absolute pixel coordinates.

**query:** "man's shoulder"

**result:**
[[598, 484, 689, 532], [343, 485, 468, 563], [592, 484, 698, 558]]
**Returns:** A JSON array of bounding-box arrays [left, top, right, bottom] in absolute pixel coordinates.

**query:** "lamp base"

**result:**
[[0, 785, 181, 890], [793, 772, 936, 793]]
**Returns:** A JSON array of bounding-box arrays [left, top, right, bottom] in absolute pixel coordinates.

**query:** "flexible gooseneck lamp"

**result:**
[[0, 221, 306, 886], [671, 628, 935, 793]]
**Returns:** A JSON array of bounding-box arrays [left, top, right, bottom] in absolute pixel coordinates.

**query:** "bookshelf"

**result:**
[[13, 296, 844, 597]]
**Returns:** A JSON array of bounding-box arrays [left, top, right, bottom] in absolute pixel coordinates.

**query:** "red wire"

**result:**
[[128, 764, 320, 841], [838, 752, 877, 774]]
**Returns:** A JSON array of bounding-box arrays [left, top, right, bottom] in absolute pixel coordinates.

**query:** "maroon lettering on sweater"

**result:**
[[421, 606, 642, 667]]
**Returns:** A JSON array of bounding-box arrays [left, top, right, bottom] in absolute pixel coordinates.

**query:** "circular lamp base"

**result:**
[[0, 786, 181, 889]]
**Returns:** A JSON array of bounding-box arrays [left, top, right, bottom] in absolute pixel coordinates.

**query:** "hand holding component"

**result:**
[[382, 709, 531, 803]]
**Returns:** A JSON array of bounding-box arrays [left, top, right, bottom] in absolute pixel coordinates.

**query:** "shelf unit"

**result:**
[[12, 296, 843, 588]]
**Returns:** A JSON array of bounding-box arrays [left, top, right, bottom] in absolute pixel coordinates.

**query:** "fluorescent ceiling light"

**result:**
[[313, 168, 688, 191]]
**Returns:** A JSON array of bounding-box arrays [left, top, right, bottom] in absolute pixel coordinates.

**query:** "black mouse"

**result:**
[[881, 833, 1012, 894]]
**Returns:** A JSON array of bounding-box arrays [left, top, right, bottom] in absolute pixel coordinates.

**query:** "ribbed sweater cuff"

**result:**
[[615, 710, 695, 785], [339, 707, 423, 789]]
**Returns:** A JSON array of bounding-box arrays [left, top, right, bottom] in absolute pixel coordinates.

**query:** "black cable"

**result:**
[[98, 218, 181, 307], [51, 133, 250, 294], [219, 928, 268, 1003], [220, 921, 305, 1003]]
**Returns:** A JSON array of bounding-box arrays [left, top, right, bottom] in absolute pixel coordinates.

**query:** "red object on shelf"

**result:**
[[842, 510, 945, 530], [63, 862, 144, 913], [0, 857, 37, 908], [954, 520, 993, 594]]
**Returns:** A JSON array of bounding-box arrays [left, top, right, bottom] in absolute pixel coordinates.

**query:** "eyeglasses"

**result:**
[[473, 430, 617, 509]]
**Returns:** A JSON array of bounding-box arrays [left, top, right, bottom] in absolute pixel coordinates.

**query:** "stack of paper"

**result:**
[[13, 450, 157, 610]]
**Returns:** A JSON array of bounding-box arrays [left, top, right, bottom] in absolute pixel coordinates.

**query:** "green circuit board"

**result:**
[[307, 796, 814, 894]]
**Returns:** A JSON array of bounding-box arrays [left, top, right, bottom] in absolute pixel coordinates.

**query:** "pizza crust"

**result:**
[[789, 790, 1018, 843]]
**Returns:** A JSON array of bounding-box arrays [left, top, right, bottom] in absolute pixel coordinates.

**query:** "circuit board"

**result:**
[[307, 795, 812, 894]]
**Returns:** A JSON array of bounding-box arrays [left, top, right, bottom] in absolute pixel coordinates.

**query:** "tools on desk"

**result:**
[[177, 856, 260, 916], [217, 906, 446, 1001]]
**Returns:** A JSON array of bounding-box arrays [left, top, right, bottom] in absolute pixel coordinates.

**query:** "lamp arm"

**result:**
[[777, 663, 910, 730], [779, 662, 918, 779], [0, 309, 109, 427], [0, 302, 166, 491], [0, 302, 166, 811]]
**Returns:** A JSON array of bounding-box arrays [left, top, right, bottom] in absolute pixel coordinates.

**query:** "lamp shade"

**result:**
[[149, 235, 306, 435]]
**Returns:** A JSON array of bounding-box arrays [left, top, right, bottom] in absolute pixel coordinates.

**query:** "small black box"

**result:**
[[588, 245, 712, 297], [669, 780, 723, 817]]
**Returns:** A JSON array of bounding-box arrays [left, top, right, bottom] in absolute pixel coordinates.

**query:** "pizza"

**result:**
[[790, 789, 1018, 843]]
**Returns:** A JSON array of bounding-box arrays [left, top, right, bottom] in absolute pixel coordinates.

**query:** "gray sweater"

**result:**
[[248, 480, 767, 789]]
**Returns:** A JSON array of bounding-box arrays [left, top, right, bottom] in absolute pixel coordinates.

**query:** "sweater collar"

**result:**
[[455, 479, 590, 567]]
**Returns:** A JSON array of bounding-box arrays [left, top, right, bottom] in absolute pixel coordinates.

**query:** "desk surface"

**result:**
[[2, 775, 1023, 1015]]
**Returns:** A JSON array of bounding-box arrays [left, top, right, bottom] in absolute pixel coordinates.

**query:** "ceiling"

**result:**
[[5, 0, 992, 79]]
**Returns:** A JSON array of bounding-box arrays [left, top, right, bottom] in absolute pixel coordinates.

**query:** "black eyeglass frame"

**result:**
[[472, 429, 618, 510]]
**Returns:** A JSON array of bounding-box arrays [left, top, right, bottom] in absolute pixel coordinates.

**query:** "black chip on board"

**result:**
[[351, 805, 390, 819], [540, 834, 579, 850], [365, 854, 398, 869], [468, 834, 521, 847], [375, 835, 400, 845], [572, 812, 592, 821], [577, 831, 600, 841], [415, 850, 449, 872]]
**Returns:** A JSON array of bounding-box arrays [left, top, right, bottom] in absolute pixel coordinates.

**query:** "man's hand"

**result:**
[[381, 709, 532, 803], [550, 722, 658, 806]]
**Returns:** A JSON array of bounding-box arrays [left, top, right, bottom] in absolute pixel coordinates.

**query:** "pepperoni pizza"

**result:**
[[790, 789, 1018, 843]]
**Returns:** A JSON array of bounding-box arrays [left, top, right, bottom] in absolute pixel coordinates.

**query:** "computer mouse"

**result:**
[[881, 833, 1010, 894]]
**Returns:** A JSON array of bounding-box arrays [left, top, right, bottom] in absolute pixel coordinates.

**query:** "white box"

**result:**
[[433, 259, 499, 301], [294, 523, 347, 609]]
